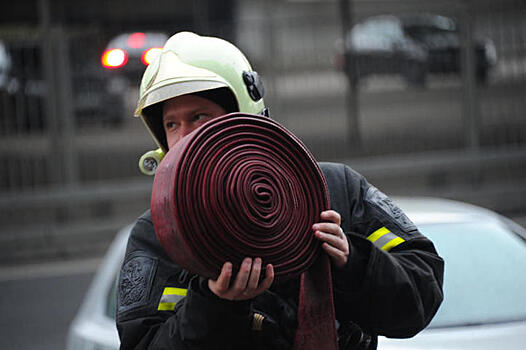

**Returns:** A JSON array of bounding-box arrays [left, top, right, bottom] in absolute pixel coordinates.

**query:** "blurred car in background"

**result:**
[[334, 13, 497, 86], [66, 197, 526, 349], [0, 40, 125, 133], [66, 224, 129, 350], [101, 32, 168, 84], [1, 32, 167, 134]]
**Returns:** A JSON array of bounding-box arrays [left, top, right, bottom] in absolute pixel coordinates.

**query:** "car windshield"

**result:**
[[420, 219, 526, 328], [404, 24, 457, 44], [348, 18, 405, 50], [106, 275, 118, 319]]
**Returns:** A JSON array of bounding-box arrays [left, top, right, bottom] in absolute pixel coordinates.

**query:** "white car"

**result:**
[[66, 223, 130, 350], [67, 197, 526, 349]]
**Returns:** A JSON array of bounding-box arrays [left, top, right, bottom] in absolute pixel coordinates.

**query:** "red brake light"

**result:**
[[141, 47, 162, 65], [127, 32, 146, 49], [101, 49, 128, 69]]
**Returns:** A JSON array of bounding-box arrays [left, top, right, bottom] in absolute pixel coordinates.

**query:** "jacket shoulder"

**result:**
[[318, 162, 363, 232], [319, 162, 363, 186]]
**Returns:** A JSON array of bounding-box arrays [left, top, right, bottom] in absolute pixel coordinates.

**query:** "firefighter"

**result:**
[[116, 31, 444, 350]]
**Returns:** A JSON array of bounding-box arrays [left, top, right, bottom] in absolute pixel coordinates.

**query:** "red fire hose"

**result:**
[[151, 113, 338, 349]]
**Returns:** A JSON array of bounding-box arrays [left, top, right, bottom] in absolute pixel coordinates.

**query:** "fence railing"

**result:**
[[0, 1, 526, 264], [1, 3, 525, 194]]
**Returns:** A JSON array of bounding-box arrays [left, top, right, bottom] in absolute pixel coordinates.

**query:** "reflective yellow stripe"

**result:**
[[367, 227, 391, 243], [381, 236, 405, 251], [158, 302, 177, 311], [157, 287, 188, 311], [367, 227, 405, 252], [163, 287, 187, 296]]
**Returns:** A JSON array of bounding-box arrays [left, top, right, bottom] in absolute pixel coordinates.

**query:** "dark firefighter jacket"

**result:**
[[116, 162, 444, 349]]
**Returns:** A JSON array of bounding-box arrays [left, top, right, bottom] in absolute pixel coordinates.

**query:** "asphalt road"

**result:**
[[0, 263, 96, 350]]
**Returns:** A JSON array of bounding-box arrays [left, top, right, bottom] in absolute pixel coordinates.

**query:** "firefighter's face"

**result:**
[[162, 94, 227, 150]]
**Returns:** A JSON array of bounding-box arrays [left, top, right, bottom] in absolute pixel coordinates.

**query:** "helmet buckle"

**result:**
[[243, 71, 265, 101]]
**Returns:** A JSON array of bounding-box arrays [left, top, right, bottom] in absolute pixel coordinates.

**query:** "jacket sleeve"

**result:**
[[320, 163, 444, 338], [116, 212, 252, 349]]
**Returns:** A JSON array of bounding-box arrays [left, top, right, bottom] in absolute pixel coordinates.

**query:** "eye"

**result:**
[[193, 113, 210, 122], [165, 121, 178, 130]]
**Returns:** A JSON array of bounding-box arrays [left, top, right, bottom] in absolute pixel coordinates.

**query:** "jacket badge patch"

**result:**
[[365, 185, 416, 232], [118, 255, 157, 313]]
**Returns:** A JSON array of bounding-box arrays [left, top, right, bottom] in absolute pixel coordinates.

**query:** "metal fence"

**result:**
[[2, 2, 526, 193], [236, 1, 526, 158], [1, 0, 525, 263]]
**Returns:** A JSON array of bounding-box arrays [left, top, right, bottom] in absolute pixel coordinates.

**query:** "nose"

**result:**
[[179, 122, 197, 138]]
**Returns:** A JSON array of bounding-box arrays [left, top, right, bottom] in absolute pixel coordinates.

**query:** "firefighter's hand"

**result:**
[[208, 258, 274, 301], [313, 210, 349, 268]]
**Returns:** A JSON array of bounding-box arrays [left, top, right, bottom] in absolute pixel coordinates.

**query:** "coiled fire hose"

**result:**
[[151, 113, 338, 350]]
